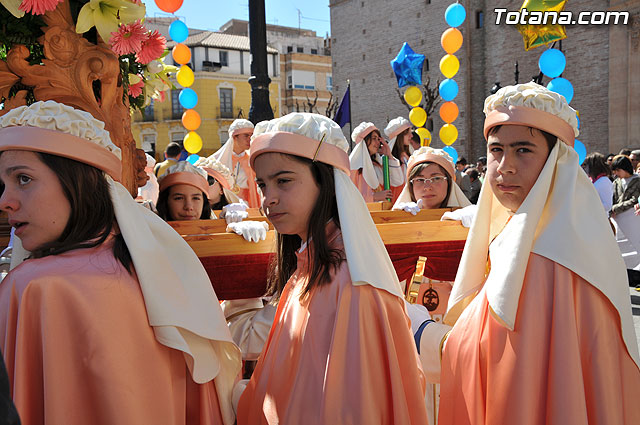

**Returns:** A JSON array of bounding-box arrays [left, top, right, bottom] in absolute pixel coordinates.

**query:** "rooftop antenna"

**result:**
[[296, 8, 301, 35]]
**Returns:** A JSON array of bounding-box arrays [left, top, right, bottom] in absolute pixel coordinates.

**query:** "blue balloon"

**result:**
[[574, 139, 586, 165], [445, 3, 466, 28], [390, 42, 426, 88], [547, 77, 574, 103], [439, 79, 459, 101], [576, 114, 580, 129], [179, 88, 198, 109], [443, 146, 458, 164], [169, 20, 189, 43], [187, 154, 200, 165], [538, 49, 566, 78]]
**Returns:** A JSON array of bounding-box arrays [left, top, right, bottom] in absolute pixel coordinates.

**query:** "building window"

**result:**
[[143, 100, 154, 122], [287, 45, 293, 53], [476, 11, 484, 28], [297, 47, 304, 53], [171, 89, 183, 120], [287, 74, 293, 89], [425, 58, 429, 71], [291, 70, 315, 90], [326, 75, 333, 91], [219, 51, 229, 66], [142, 134, 156, 155], [220, 88, 233, 118], [311, 48, 318, 54], [171, 132, 185, 144]]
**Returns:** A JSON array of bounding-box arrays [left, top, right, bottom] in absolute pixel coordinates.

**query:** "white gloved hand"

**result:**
[[404, 300, 432, 335], [441, 204, 478, 228], [395, 199, 423, 216], [227, 221, 269, 243], [220, 202, 249, 224]]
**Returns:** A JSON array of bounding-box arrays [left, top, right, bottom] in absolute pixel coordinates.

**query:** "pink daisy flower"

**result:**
[[136, 30, 167, 65], [110, 20, 148, 56], [19, 0, 64, 15], [128, 80, 145, 98]]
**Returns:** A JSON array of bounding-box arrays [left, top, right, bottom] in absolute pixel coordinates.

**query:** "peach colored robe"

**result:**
[[439, 253, 640, 425], [237, 225, 428, 425], [232, 153, 261, 208], [0, 240, 224, 425]]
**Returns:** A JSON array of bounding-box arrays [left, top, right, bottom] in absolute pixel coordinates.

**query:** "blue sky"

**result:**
[[145, 0, 332, 37]]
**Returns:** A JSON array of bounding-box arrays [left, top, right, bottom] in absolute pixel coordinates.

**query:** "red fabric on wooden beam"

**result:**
[[199, 240, 466, 300], [387, 241, 466, 283], [200, 253, 272, 300]]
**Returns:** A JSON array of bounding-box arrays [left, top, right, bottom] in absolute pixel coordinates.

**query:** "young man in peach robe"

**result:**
[[211, 119, 261, 208], [413, 83, 640, 424]]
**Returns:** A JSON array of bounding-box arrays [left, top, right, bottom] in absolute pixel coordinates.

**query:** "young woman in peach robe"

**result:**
[[235, 113, 428, 424], [0, 101, 241, 425]]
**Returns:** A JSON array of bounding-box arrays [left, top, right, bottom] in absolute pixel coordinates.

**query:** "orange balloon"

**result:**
[[182, 109, 201, 131], [441, 28, 463, 54], [172, 44, 191, 65], [439, 102, 459, 124], [155, 0, 183, 13]]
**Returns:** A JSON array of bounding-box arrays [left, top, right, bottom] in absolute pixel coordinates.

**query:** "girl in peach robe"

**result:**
[[236, 112, 428, 424], [0, 101, 241, 425]]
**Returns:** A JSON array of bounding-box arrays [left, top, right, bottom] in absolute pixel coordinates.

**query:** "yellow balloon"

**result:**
[[403, 86, 423, 107], [415, 128, 431, 146], [409, 107, 427, 128], [176, 65, 195, 88], [439, 124, 458, 146], [183, 131, 202, 153], [439, 55, 460, 79]]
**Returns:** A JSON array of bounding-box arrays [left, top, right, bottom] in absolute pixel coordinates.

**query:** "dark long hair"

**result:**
[[407, 162, 452, 207], [391, 128, 411, 160], [206, 175, 229, 210], [156, 186, 212, 221], [27, 153, 133, 272], [583, 153, 610, 180], [364, 129, 383, 164], [267, 155, 345, 300]]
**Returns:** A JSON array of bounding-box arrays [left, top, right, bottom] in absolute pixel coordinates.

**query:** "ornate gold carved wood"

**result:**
[[0, 0, 142, 195]]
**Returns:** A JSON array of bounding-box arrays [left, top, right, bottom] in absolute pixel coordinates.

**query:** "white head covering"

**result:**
[[384, 116, 411, 151], [210, 119, 255, 174], [349, 121, 380, 189], [0, 101, 241, 425], [228, 118, 254, 138], [250, 113, 403, 298], [392, 146, 471, 209], [445, 83, 640, 368], [194, 156, 242, 204]]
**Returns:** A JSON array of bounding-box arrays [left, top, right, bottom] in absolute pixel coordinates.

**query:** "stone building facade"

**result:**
[[330, 0, 640, 160]]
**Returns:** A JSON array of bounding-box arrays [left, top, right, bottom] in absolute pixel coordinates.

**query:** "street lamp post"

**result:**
[[248, 0, 274, 124]]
